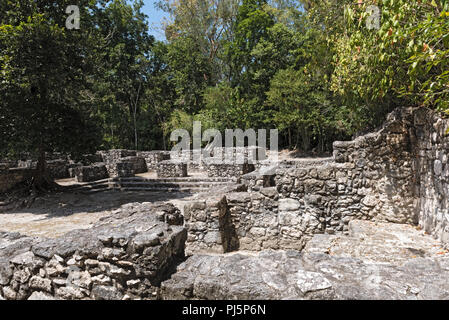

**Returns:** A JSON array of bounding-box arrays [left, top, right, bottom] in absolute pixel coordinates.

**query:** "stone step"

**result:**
[[111, 177, 235, 183], [116, 186, 212, 193], [62, 177, 236, 194], [63, 178, 110, 189], [111, 181, 234, 189]]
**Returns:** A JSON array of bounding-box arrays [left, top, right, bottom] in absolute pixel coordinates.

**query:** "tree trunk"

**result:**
[[300, 126, 310, 152], [32, 149, 58, 193], [288, 127, 292, 150]]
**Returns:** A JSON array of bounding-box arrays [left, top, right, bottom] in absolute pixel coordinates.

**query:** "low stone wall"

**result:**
[[184, 108, 421, 255], [206, 163, 255, 178], [113, 162, 135, 178], [205, 147, 267, 163], [0, 161, 17, 170], [0, 168, 34, 194], [121, 156, 147, 174], [79, 154, 103, 165], [68, 164, 82, 178], [275, 110, 417, 227], [74, 164, 109, 183], [98, 150, 137, 177], [137, 151, 170, 171], [17, 160, 36, 169], [47, 160, 70, 180], [184, 187, 317, 255], [183, 196, 229, 255], [156, 161, 187, 178], [0, 203, 186, 300]]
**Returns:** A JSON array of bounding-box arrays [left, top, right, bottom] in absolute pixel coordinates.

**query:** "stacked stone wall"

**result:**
[[136, 151, 170, 170], [47, 160, 70, 180], [156, 161, 187, 178], [411, 108, 449, 246], [0, 168, 34, 194], [0, 203, 186, 300], [98, 150, 137, 178], [74, 164, 109, 183], [184, 108, 421, 254]]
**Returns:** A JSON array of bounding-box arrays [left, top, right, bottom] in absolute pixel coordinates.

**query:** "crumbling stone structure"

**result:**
[[136, 151, 170, 170], [2, 107, 449, 300], [0, 168, 34, 193], [182, 108, 449, 254], [0, 203, 186, 300], [74, 164, 109, 183], [156, 161, 187, 178], [411, 108, 449, 245]]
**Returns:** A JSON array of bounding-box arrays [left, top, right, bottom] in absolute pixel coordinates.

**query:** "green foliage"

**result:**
[[329, 0, 449, 119], [166, 36, 214, 114], [404, 6, 449, 111], [0, 5, 101, 161], [3, 0, 447, 163], [93, 0, 155, 150], [163, 109, 194, 147]]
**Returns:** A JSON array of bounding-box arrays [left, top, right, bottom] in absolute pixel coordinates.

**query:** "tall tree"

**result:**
[[94, 0, 154, 150], [0, 1, 102, 190]]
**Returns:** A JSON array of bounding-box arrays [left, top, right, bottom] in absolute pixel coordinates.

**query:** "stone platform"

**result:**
[[0, 202, 187, 300]]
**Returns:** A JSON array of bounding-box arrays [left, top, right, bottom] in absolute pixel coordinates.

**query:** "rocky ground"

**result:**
[[0, 190, 195, 238], [0, 202, 187, 300], [161, 220, 449, 300], [1, 183, 449, 300]]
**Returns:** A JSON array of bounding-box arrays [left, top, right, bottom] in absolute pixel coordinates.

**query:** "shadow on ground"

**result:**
[[0, 189, 194, 238]]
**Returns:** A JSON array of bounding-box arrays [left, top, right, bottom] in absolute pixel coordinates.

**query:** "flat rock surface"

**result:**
[[161, 249, 449, 300], [161, 219, 449, 300], [304, 220, 448, 265]]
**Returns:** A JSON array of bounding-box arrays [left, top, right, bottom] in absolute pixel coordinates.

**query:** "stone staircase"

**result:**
[[110, 176, 237, 193], [67, 176, 237, 194], [64, 178, 111, 194]]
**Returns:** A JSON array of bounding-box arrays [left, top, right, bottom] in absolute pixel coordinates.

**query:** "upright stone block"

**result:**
[[74, 164, 108, 182], [156, 161, 187, 178]]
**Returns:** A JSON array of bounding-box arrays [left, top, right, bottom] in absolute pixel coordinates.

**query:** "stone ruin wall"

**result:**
[[136, 151, 170, 170], [183, 107, 449, 254], [412, 108, 449, 245], [0, 203, 186, 300], [0, 169, 34, 194], [1, 107, 449, 300]]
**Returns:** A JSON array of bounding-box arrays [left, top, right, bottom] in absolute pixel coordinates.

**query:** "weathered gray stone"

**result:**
[[278, 199, 300, 211], [91, 285, 123, 300], [29, 276, 52, 292], [74, 163, 108, 182], [156, 161, 187, 178], [55, 286, 86, 300], [0, 203, 187, 300], [161, 248, 449, 300], [0, 260, 12, 286], [27, 291, 57, 300]]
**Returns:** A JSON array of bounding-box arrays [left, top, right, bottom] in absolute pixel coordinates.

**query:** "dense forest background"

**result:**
[[0, 0, 448, 161]]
